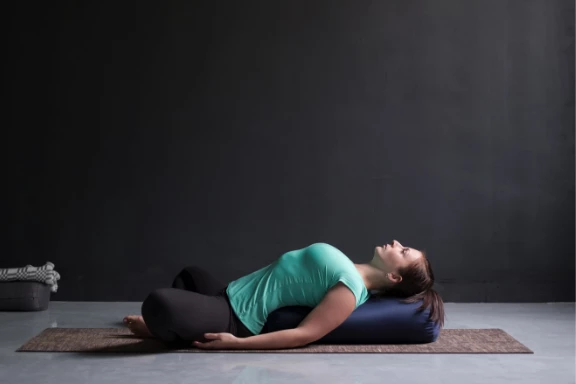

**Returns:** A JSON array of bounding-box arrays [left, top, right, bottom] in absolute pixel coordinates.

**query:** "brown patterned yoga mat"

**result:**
[[16, 328, 533, 354]]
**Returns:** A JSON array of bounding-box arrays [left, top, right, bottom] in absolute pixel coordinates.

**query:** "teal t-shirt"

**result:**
[[226, 242, 370, 335]]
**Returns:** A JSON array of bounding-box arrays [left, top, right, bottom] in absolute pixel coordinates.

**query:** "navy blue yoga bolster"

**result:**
[[262, 297, 440, 344]]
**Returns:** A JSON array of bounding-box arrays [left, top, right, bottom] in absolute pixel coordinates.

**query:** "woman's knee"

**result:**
[[141, 289, 175, 327], [141, 288, 174, 341], [173, 266, 204, 284], [178, 266, 208, 277]]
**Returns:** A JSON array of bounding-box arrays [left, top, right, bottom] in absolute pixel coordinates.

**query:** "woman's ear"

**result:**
[[386, 272, 403, 284]]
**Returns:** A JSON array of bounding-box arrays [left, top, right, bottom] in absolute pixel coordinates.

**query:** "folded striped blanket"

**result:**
[[0, 262, 60, 292]]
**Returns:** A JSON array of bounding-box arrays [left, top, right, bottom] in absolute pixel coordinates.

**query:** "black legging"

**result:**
[[141, 266, 254, 346]]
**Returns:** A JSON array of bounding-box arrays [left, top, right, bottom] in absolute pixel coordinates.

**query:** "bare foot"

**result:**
[[123, 315, 153, 338], [123, 315, 141, 324]]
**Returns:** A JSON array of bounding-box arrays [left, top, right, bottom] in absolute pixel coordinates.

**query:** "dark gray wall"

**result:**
[[6, 0, 575, 302]]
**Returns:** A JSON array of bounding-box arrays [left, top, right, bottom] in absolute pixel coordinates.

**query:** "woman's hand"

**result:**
[[193, 333, 243, 350]]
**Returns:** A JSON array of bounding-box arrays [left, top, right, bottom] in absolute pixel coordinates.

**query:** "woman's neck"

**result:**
[[354, 263, 391, 291]]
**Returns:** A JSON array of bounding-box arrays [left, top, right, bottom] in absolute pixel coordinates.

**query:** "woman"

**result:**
[[123, 240, 445, 349]]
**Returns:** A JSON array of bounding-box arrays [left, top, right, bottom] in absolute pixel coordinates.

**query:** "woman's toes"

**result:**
[[123, 315, 141, 324], [126, 317, 153, 338]]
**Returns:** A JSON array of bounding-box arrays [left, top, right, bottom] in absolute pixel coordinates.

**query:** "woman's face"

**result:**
[[373, 240, 423, 273]]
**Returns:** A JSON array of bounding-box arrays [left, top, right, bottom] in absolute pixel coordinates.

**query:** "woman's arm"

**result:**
[[239, 282, 357, 349]]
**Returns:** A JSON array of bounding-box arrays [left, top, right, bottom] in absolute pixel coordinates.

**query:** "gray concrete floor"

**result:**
[[0, 302, 574, 384]]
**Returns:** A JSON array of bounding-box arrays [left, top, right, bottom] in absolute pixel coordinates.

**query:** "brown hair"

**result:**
[[375, 252, 445, 328]]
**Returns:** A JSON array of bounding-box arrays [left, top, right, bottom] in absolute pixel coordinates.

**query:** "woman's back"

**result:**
[[226, 243, 370, 335]]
